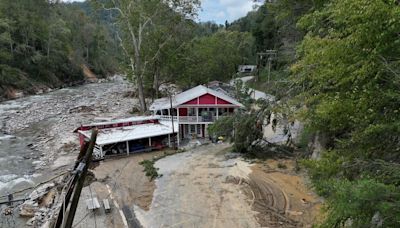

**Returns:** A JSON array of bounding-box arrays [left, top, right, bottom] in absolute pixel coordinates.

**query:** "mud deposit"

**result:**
[[134, 144, 321, 227], [245, 160, 322, 227]]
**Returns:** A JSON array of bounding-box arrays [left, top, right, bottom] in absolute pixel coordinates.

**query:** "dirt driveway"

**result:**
[[75, 144, 321, 228], [135, 144, 321, 227], [135, 143, 259, 228]]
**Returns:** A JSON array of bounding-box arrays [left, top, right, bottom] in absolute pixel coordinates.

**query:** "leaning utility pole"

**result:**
[[54, 129, 98, 228]]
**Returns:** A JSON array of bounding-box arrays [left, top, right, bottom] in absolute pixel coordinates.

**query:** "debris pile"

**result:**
[[18, 177, 69, 227], [249, 139, 294, 158]]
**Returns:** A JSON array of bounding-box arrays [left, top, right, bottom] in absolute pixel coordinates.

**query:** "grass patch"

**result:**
[[139, 159, 160, 180]]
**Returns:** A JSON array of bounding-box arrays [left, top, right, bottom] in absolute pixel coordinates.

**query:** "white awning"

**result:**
[[78, 120, 179, 146]]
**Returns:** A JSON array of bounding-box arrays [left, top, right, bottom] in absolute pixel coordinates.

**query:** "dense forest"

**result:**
[[1, 0, 399, 226], [0, 0, 254, 104], [215, 0, 400, 227], [0, 0, 120, 100]]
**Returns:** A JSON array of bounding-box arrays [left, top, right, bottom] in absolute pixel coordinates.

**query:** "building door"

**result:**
[[189, 124, 202, 138]]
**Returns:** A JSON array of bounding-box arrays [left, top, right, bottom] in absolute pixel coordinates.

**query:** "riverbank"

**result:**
[[0, 75, 136, 197]]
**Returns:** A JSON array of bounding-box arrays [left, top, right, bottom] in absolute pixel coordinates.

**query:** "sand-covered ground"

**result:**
[[79, 143, 322, 228]]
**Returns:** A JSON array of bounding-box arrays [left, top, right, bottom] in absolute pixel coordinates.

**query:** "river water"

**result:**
[[0, 77, 133, 198], [0, 100, 40, 196]]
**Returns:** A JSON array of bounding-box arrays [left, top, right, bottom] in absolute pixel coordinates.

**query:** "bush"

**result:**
[[139, 159, 160, 180]]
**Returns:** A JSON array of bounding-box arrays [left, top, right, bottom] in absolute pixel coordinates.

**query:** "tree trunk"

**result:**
[[137, 74, 147, 113], [47, 37, 50, 58], [134, 52, 147, 113], [153, 60, 160, 99], [86, 47, 89, 62]]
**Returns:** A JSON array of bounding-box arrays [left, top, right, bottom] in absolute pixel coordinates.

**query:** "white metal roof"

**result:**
[[78, 120, 178, 146], [149, 85, 244, 111]]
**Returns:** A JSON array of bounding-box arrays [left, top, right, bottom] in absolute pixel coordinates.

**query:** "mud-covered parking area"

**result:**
[[78, 143, 322, 228], [73, 150, 167, 228], [135, 144, 260, 228]]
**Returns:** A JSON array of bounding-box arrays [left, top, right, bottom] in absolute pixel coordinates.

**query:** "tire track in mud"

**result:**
[[226, 169, 300, 228], [248, 172, 299, 227]]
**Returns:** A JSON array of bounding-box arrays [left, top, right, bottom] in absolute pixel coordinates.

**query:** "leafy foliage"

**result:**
[[159, 30, 255, 89], [293, 0, 400, 160], [291, 0, 400, 226], [0, 0, 118, 99], [209, 98, 271, 153], [139, 159, 160, 180]]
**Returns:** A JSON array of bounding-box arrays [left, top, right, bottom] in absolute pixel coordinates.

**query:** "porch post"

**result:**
[[168, 108, 170, 116], [177, 125, 180, 148], [177, 107, 180, 123], [168, 134, 171, 147], [149, 137, 152, 147], [196, 107, 199, 122], [177, 107, 180, 148], [216, 107, 219, 120], [126, 141, 129, 155], [100, 146, 103, 158]]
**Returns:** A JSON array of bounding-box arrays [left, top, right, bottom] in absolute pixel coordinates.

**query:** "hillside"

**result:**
[[0, 0, 119, 100]]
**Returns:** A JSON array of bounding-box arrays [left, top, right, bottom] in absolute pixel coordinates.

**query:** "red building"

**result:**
[[74, 116, 178, 159], [150, 85, 244, 144]]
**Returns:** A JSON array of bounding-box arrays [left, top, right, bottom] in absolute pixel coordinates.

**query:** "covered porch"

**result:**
[[157, 107, 235, 123], [78, 121, 179, 160]]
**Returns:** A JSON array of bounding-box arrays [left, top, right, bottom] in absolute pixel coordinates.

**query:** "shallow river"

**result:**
[[0, 78, 131, 197]]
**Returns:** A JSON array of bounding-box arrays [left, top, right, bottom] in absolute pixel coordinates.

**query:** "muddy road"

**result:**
[[70, 144, 321, 228], [132, 144, 321, 227]]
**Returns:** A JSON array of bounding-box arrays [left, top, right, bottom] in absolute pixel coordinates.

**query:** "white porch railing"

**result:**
[[159, 114, 233, 123], [177, 116, 218, 123], [159, 115, 178, 121]]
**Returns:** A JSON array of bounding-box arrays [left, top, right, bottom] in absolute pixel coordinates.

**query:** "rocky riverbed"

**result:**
[[0, 75, 136, 197]]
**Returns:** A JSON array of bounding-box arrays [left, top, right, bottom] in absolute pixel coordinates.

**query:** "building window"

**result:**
[[209, 108, 216, 116], [162, 109, 168, 115], [188, 108, 196, 116]]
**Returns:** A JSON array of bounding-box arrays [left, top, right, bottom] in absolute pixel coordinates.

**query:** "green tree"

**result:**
[[176, 30, 255, 87], [94, 0, 200, 112], [293, 0, 400, 226]]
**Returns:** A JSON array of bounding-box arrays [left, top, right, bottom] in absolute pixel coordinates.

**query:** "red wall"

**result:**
[[79, 134, 85, 147], [185, 98, 197, 104], [217, 98, 230, 104], [181, 93, 234, 107], [199, 94, 216, 104]]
